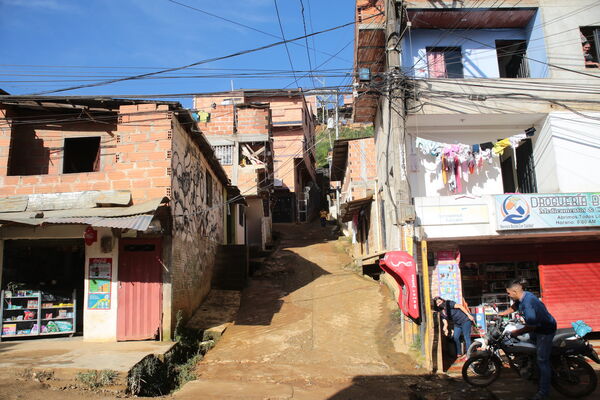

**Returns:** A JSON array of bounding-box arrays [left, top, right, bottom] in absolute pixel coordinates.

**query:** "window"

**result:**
[[516, 139, 537, 193], [63, 137, 101, 173], [206, 172, 213, 207], [500, 139, 537, 194], [580, 26, 600, 68], [496, 40, 529, 78], [426, 47, 464, 78], [213, 145, 233, 165]]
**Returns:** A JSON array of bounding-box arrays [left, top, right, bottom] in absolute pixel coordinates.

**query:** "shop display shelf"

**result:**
[[41, 317, 73, 321], [39, 331, 74, 336], [2, 320, 36, 323], [1, 331, 74, 338], [1, 289, 77, 341]]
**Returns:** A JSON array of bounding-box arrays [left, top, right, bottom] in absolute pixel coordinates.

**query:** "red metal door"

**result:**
[[117, 239, 162, 341], [539, 251, 600, 331]]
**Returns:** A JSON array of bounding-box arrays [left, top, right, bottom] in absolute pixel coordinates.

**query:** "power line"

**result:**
[[273, 0, 300, 88], [164, 0, 351, 64], [29, 13, 381, 96], [298, 0, 316, 88]]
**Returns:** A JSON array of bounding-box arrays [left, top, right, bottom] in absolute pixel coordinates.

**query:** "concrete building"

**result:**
[[353, 0, 600, 369], [194, 89, 319, 223], [197, 102, 274, 252], [0, 97, 232, 342]]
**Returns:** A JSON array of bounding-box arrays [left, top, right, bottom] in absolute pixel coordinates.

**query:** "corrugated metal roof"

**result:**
[[339, 196, 373, 223], [44, 215, 155, 231], [0, 197, 167, 231], [41, 197, 165, 218], [0, 196, 28, 213], [25, 190, 132, 211]]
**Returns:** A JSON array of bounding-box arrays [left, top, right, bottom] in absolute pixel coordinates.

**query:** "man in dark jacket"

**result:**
[[499, 279, 557, 400]]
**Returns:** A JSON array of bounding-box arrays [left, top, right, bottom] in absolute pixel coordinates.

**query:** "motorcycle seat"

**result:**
[[553, 332, 576, 345]]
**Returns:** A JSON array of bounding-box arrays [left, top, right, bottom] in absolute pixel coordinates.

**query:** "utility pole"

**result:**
[[335, 89, 339, 140], [384, 0, 411, 251]]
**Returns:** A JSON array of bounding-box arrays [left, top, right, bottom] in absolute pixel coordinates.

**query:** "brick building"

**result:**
[[194, 89, 318, 223], [0, 97, 232, 342], [197, 102, 274, 251], [329, 137, 378, 258]]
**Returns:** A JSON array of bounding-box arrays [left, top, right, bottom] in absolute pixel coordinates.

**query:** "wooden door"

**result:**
[[117, 239, 162, 341]]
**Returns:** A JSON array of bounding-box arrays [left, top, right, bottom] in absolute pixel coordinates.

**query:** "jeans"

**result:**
[[536, 332, 555, 397], [453, 320, 472, 355]]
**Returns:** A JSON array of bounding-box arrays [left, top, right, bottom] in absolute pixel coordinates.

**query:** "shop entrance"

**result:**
[[461, 261, 540, 311], [1, 239, 85, 334]]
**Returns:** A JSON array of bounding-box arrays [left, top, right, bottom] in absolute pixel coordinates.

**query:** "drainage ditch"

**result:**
[[127, 327, 215, 396]]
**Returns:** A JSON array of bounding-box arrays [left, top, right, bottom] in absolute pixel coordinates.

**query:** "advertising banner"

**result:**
[[495, 193, 600, 231]]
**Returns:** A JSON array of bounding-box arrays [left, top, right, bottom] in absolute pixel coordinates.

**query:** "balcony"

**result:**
[[401, 7, 548, 79]]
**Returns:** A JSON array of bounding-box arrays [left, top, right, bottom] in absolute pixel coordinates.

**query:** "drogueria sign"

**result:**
[[495, 193, 600, 230]]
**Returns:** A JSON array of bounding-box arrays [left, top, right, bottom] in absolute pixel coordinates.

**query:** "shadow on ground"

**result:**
[[235, 222, 340, 326], [326, 369, 600, 400]]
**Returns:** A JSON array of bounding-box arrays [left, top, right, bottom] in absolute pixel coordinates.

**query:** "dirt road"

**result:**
[[171, 223, 475, 399]]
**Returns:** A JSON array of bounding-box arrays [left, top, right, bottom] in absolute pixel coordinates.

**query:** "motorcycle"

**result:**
[[462, 317, 600, 398]]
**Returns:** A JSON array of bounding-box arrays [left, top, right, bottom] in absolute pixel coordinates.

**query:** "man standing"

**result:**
[[499, 279, 557, 400]]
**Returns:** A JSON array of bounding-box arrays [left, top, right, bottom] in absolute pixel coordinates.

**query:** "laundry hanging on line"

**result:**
[[413, 128, 536, 194]]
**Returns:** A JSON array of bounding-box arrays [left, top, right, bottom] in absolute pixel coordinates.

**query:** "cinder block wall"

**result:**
[[0, 104, 172, 203], [169, 118, 225, 329]]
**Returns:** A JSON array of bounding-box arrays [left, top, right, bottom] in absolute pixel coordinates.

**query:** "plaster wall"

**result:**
[[83, 227, 118, 342], [537, 112, 600, 193], [402, 28, 532, 79]]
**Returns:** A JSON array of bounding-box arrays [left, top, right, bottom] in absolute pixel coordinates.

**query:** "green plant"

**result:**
[[175, 353, 202, 389], [76, 369, 118, 389], [174, 309, 185, 342], [315, 125, 374, 167]]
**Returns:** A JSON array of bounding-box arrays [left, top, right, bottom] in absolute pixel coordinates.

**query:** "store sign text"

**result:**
[[495, 193, 600, 231]]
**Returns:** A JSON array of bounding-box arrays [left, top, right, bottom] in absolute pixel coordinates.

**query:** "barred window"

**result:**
[[213, 145, 234, 165]]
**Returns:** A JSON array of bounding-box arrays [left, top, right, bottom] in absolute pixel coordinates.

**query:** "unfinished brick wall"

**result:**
[[169, 118, 225, 326], [341, 138, 376, 201], [0, 104, 173, 203], [201, 104, 271, 195]]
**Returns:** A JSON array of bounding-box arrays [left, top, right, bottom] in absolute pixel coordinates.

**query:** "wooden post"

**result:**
[[421, 240, 434, 371]]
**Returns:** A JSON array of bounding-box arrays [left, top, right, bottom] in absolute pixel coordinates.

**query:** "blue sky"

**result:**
[[0, 0, 355, 106]]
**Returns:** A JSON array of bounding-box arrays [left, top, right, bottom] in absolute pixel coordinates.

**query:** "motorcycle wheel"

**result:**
[[462, 355, 502, 387], [552, 356, 598, 398], [466, 342, 483, 359]]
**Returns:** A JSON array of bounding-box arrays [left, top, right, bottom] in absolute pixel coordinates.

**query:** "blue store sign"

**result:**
[[495, 193, 600, 231]]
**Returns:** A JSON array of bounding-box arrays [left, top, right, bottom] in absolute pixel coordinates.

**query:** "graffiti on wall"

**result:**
[[171, 127, 223, 243]]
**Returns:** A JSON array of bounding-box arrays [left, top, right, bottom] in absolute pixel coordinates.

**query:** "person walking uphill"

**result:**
[[433, 296, 476, 360], [319, 210, 328, 227], [499, 279, 557, 400]]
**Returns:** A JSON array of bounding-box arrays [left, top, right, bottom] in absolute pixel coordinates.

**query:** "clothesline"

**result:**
[[412, 128, 536, 194]]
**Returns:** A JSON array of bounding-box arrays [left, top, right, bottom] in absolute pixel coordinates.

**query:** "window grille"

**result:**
[[213, 145, 234, 165]]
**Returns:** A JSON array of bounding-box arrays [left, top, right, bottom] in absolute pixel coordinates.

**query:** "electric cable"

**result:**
[[28, 12, 382, 96], [273, 0, 300, 88]]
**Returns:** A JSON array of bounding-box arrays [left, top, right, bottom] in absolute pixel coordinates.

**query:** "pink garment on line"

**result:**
[[427, 51, 447, 78]]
